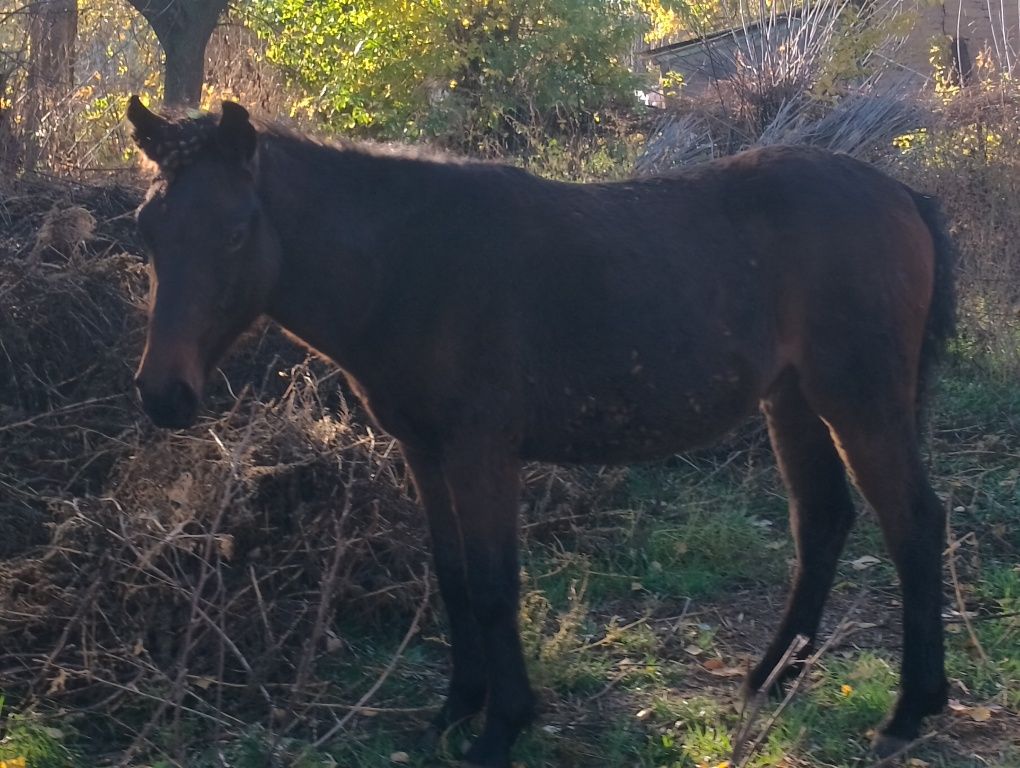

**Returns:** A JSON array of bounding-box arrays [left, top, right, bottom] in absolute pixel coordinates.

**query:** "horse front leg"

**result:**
[[443, 440, 534, 768], [401, 445, 489, 741]]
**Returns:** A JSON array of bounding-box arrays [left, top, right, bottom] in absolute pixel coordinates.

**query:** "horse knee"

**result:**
[[463, 557, 520, 625], [466, 586, 518, 629]]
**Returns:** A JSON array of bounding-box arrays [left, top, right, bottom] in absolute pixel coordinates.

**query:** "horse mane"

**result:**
[[255, 121, 476, 167], [133, 106, 486, 181]]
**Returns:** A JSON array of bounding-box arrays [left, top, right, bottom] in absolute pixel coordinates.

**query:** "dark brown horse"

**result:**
[[125, 96, 955, 768]]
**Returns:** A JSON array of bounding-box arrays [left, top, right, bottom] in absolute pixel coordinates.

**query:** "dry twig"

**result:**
[[946, 500, 988, 663]]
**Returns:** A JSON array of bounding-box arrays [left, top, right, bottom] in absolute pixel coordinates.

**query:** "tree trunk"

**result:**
[[161, 25, 213, 107], [126, 0, 228, 108], [24, 0, 78, 170], [28, 0, 77, 87]]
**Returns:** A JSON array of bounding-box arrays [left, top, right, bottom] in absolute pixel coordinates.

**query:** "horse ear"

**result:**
[[126, 95, 169, 161], [218, 101, 257, 166]]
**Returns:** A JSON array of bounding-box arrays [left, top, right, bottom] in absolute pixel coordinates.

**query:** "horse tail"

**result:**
[[908, 188, 958, 425]]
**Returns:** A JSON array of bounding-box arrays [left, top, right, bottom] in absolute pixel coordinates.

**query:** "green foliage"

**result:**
[[247, 0, 645, 151], [638, 0, 723, 42], [520, 129, 642, 181], [812, 4, 916, 99]]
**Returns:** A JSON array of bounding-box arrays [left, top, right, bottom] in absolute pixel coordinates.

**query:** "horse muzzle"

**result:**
[[135, 375, 201, 429]]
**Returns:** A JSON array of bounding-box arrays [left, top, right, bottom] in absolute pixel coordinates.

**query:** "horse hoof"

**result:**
[[871, 732, 911, 759]]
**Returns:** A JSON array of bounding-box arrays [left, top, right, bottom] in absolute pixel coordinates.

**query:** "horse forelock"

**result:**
[[133, 114, 218, 178]]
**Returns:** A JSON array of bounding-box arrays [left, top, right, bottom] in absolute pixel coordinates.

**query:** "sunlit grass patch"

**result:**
[[0, 701, 77, 768], [645, 697, 735, 768], [676, 722, 734, 767], [778, 652, 897, 764], [651, 718, 784, 768], [636, 655, 897, 768], [509, 716, 667, 767], [617, 693, 779, 768], [519, 577, 670, 699], [520, 584, 617, 696], [635, 509, 782, 597]]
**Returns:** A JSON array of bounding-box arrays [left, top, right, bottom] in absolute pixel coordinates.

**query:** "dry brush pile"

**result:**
[[0, 177, 623, 760]]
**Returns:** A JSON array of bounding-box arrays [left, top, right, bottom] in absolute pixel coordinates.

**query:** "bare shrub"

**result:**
[[635, 0, 914, 173], [897, 89, 1020, 373], [637, 90, 928, 173]]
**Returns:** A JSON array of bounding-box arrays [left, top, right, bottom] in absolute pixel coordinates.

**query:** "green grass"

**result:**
[[934, 368, 1020, 718], [0, 701, 78, 768], [778, 653, 898, 764], [527, 467, 789, 611], [946, 565, 1020, 709]]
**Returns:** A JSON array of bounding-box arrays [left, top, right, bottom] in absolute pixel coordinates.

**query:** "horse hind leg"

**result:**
[[745, 371, 856, 697], [804, 384, 948, 755]]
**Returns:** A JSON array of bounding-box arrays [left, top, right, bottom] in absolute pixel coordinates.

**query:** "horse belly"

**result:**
[[519, 369, 761, 464]]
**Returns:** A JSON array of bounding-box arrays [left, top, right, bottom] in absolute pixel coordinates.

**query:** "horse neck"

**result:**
[[255, 134, 410, 369]]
